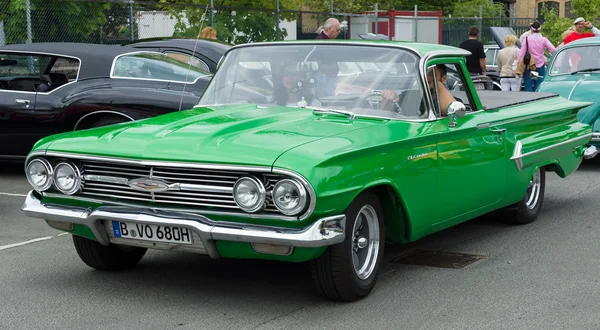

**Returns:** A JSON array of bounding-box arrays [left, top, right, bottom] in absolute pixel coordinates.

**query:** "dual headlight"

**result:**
[[26, 158, 81, 195], [233, 177, 308, 216]]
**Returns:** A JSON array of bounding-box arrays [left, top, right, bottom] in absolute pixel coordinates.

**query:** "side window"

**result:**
[[427, 63, 474, 117], [164, 52, 210, 72], [49, 57, 80, 81], [443, 63, 474, 112]]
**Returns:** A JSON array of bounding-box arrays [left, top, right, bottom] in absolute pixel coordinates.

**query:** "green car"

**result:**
[[22, 40, 599, 302], [538, 37, 600, 146]]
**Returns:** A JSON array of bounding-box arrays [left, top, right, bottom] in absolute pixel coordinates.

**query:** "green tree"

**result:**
[[537, 4, 571, 46], [1, 0, 113, 44], [159, 0, 301, 44]]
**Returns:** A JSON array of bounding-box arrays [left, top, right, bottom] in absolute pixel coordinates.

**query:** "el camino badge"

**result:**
[[128, 178, 170, 192], [408, 153, 428, 161]]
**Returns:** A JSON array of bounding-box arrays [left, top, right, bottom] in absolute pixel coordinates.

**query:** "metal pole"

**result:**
[[375, 3, 378, 34], [26, 0, 32, 43], [210, 0, 214, 27], [330, 0, 333, 16], [413, 5, 417, 42], [276, 0, 280, 40], [129, 1, 134, 41], [0, 21, 5, 46], [478, 5, 482, 41]]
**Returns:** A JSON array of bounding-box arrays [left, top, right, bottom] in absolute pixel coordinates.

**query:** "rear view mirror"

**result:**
[[447, 101, 466, 127]]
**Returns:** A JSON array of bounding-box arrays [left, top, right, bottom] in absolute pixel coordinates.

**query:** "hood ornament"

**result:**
[[128, 178, 170, 192]]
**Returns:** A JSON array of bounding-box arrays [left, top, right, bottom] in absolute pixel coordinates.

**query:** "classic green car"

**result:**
[[537, 37, 600, 147], [22, 40, 599, 302]]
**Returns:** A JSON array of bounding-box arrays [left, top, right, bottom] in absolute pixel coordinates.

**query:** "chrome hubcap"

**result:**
[[525, 168, 541, 209], [352, 205, 380, 280]]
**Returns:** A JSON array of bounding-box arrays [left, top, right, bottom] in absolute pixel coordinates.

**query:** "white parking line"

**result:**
[[0, 192, 27, 197], [0, 233, 70, 251], [0, 236, 53, 251]]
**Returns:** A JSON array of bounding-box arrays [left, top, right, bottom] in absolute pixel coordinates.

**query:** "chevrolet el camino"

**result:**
[[22, 40, 599, 302]]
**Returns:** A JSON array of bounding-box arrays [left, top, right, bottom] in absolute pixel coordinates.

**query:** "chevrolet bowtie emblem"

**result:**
[[128, 178, 170, 192]]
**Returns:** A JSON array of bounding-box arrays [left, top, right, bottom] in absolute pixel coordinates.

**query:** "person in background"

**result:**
[[563, 17, 600, 45], [517, 21, 555, 92], [316, 18, 340, 39], [199, 26, 217, 39], [496, 34, 521, 91], [557, 26, 577, 48], [519, 27, 533, 45], [274, 62, 321, 107], [459, 26, 486, 75]]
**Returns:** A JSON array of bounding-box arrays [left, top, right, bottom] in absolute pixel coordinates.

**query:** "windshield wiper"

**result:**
[[571, 67, 600, 74], [312, 107, 356, 120]]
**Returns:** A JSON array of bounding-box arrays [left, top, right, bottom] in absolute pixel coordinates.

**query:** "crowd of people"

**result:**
[[459, 17, 600, 92]]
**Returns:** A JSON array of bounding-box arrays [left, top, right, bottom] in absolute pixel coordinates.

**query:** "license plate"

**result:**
[[474, 83, 485, 90], [112, 221, 193, 245]]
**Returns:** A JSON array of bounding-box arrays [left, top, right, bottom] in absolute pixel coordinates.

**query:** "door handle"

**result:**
[[15, 99, 31, 108], [491, 128, 506, 134]]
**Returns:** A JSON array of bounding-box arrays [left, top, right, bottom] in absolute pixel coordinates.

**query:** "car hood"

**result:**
[[39, 104, 383, 166], [539, 75, 600, 128], [490, 26, 522, 48]]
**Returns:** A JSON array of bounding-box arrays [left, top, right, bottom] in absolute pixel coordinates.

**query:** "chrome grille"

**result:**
[[77, 160, 283, 213]]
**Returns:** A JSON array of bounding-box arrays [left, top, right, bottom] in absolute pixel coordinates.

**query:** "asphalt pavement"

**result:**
[[1, 160, 600, 330]]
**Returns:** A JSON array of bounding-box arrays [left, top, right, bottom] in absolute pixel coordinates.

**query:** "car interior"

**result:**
[[0, 54, 76, 92]]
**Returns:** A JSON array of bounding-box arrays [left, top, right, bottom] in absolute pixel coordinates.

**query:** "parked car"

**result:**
[[123, 37, 232, 73], [22, 40, 599, 302], [0, 42, 212, 161], [537, 37, 600, 147]]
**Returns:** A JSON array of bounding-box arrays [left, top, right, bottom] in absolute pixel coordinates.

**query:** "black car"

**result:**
[[0, 42, 212, 161], [123, 37, 232, 73]]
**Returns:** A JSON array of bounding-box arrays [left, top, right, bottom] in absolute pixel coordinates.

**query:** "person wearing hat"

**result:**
[[563, 17, 600, 45], [517, 21, 555, 92]]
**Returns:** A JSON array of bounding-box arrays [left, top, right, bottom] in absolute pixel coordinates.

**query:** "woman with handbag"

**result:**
[[517, 21, 556, 92], [496, 34, 521, 91]]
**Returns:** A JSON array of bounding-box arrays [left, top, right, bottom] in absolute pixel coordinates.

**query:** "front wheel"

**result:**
[[73, 235, 147, 271], [309, 191, 385, 302], [506, 167, 546, 225]]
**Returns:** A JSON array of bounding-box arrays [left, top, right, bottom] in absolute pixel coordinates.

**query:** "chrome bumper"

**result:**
[[592, 133, 600, 142], [22, 191, 346, 258]]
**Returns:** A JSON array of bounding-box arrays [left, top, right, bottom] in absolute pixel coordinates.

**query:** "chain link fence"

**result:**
[[1, 0, 535, 47]]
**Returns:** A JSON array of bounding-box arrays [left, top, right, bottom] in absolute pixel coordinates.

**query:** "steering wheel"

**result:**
[[357, 90, 401, 113]]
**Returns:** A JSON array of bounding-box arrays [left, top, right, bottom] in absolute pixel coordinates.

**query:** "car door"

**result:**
[[0, 52, 47, 158], [430, 62, 507, 223]]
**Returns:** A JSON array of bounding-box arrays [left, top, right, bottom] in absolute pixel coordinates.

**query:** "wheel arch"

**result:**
[[359, 181, 412, 245], [73, 110, 136, 130]]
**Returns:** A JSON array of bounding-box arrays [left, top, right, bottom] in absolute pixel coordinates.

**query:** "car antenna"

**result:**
[[178, 4, 210, 112]]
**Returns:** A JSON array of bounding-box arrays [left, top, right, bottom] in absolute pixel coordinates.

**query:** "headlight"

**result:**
[[25, 158, 53, 191], [53, 162, 81, 195], [233, 177, 266, 213], [272, 179, 307, 216]]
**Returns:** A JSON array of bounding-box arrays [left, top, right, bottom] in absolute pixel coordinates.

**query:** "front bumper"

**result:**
[[592, 132, 600, 142], [22, 191, 346, 259]]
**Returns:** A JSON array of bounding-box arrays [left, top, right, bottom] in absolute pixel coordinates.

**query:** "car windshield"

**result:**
[[197, 44, 427, 120], [112, 52, 212, 83], [550, 45, 600, 75]]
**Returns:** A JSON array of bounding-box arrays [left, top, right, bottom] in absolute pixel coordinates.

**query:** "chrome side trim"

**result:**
[[22, 192, 345, 255], [510, 134, 593, 171], [567, 76, 586, 100], [73, 111, 135, 130]]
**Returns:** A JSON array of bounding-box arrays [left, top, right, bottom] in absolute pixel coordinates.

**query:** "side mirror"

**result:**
[[447, 101, 466, 127]]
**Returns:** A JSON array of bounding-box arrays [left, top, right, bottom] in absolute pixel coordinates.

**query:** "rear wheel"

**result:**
[[309, 191, 385, 302], [73, 235, 147, 271], [506, 167, 545, 225]]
